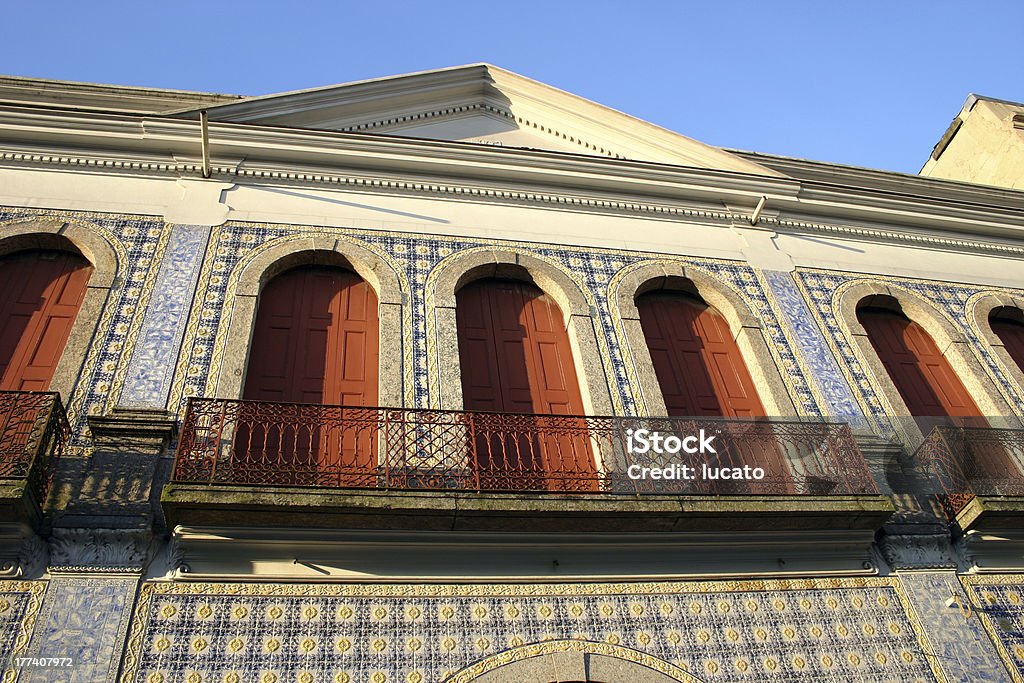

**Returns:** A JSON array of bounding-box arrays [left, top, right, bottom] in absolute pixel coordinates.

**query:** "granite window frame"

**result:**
[[836, 281, 1019, 448], [426, 249, 614, 415], [970, 293, 1024, 412], [215, 236, 406, 408]]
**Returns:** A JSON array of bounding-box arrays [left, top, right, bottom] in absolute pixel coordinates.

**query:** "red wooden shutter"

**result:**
[[637, 292, 766, 418], [244, 266, 379, 406], [858, 308, 982, 419], [456, 279, 594, 489], [0, 250, 92, 392], [991, 315, 1024, 376], [242, 266, 379, 485], [456, 280, 585, 416]]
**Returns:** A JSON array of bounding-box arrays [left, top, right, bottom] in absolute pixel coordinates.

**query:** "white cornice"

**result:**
[[2, 106, 1024, 257]]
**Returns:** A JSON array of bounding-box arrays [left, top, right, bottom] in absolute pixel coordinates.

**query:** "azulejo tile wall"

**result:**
[[119, 224, 212, 409], [761, 271, 864, 422], [21, 576, 139, 683], [168, 220, 823, 418], [794, 268, 1024, 430], [0, 580, 46, 683], [120, 578, 940, 683], [963, 575, 1024, 683], [900, 572, 1015, 683]]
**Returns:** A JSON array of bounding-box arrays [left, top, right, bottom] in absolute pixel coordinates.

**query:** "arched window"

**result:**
[[990, 306, 1024, 375], [857, 304, 982, 421], [635, 290, 765, 418], [239, 265, 379, 485], [455, 279, 594, 489], [0, 249, 92, 391], [243, 265, 379, 406]]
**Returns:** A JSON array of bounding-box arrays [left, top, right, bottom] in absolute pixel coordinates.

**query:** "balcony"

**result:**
[[915, 424, 1024, 532], [162, 398, 892, 533], [0, 391, 69, 528]]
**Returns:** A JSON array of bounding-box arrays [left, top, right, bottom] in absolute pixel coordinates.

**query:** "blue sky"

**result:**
[[3, 2, 1021, 175]]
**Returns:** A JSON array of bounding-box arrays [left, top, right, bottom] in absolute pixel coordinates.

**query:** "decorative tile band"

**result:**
[[761, 270, 863, 421], [120, 578, 940, 683], [119, 224, 211, 409], [0, 208, 164, 453], [0, 580, 46, 683], [168, 220, 823, 418], [962, 574, 1024, 683], [900, 572, 1014, 683], [21, 576, 138, 683]]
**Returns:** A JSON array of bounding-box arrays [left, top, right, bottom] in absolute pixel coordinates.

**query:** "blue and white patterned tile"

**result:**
[[119, 224, 211, 409], [763, 270, 864, 422], [123, 579, 939, 683], [899, 572, 1014, 683], [171, 222, 821, 419], [22, 576, 138, 683], [0, 208, 165, 451], [796, 269, 1024, 428], [961, 575, 1024, 682]]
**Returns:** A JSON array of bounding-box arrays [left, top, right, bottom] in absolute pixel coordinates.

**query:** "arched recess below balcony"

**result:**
[[836, 281, 1021, 447], [610, 261, 797, 418], [444, 640, 703, 683], [426, 248, 614, 415], [0, 217, 119, 404], [969, 292, 1024, 407], [216, 236, 406, 408]]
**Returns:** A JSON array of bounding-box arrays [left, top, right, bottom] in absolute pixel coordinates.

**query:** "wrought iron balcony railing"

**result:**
[[0, 390, 70, 509], [172, 398, 878, 496], [914, 424, 1024, 517]]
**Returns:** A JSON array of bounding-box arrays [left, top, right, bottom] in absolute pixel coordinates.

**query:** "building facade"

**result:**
[[0, 66, 1023, 682]]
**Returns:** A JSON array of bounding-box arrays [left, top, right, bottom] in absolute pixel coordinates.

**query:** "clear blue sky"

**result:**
[[3, 2, 1021, 175]]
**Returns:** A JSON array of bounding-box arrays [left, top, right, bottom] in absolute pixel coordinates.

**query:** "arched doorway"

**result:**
[[241, 265, 379, 484], [635, 289, 788, 491], [456, 279, 595, 490], [990, 306, 1024, 375], [0, 250, 92, 391], [858, 303, 1014, 494]]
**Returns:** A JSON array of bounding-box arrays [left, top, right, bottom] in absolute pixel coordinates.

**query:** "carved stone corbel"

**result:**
[[48, 528, 152, 573]]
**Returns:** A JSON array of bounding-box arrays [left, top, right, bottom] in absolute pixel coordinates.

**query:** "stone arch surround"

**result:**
[[423, 247, 613, 414], [0, 215, 120, 410], [213, 234, 408, 408], [446, 640, 702, 683]]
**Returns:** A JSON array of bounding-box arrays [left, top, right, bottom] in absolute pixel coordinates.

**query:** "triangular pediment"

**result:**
[[180, 65, 782, 176]]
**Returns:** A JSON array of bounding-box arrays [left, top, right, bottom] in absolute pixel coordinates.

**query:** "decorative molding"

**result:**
[[86, 408, 178, 453], [336, 102, 627, 158], [14, 535, 48, 579], [878, 533, 958, 570], [48, 528, 151, 573], [5, 149, 1024, 262], [772, 215, 1024, 258]]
